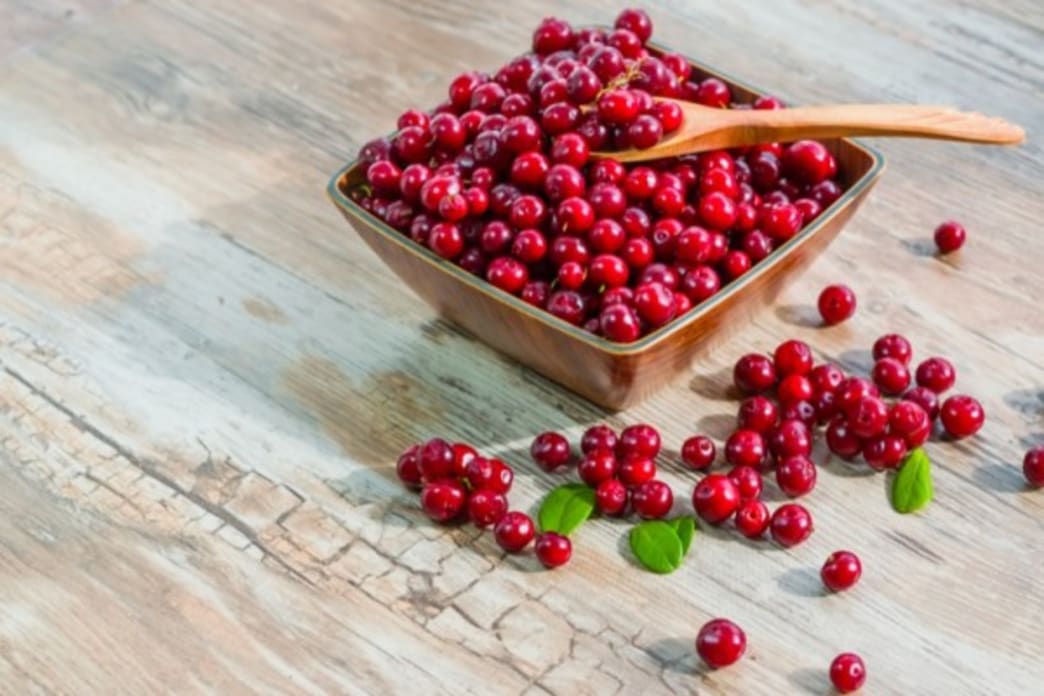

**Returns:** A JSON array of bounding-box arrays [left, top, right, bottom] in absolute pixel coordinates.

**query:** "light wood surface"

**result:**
[[1, 1, 1042, 694]]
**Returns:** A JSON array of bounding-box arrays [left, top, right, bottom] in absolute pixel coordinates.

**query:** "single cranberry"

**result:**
[[617, 456, 656, 487], [448, 72, 484, 110], [818, 284, 857, 324], [451, 442, 478, 477], [628, 114, 664, 149], [721, 250, 752, 280], [845, 396, 890, 439], [464, 187, 489, 216], [872, 333, 913, 365], [830, 653, 867, 694], [809, 180, 842, 206], [394, 125, 432, 163], [760, 203, 803, 241], [826, 417, 863, 460], [809, 363, 845, 396], [588, 254, 630, 288], [725, 430, 767, 468], [600, 303, 642, 342], [614, 7, 653, 42], [601, 286, 635, 308], [530, 432, 572, 472], [617, 424, 662, 460], [699, 192, 738, 230], [774, 339, 814, 377], [597, 88, 639, 125], [934, 220, 966, 254], [727, 465, 763, 502], [358, 136, 392, 168], [480, 221, 513, 255], [633, 282, 677, 327], [632, 480, 674, 519], [595, 479, 629, 516], [836, 377, 880, 413], [545, 163, 586, 201], [1023, 447, 1044, 488], [782, 140, 837, 184], [566, 65, 601, 103], [863, 435, 908, 470], [512, 229, 548, 264], [396, 444, 423, 488], [770, 503, 813, 547], [903, 386, 941, 421], [734, 354, 777, 394], [915, 357, 956, 393], [494, 511, 535, 553], [510, 151, 550, 189], [534, 532, 572, 568], [872, 358, 911, 395], [681, 265, 721, 303], [888, 401, 932, 448], [589, 158, 627, 184], [769, 420, 813, 459], [578, 451, 617, 486], [652, 185, 686, 218], [467, 489, 509, 528], [693, 473, 741, 524], [778, 374, 814, 405], [737, 396, 779, 434], [420, 480, 467, 523], [622, 237, 654, 269], [735, 499, 771, 538], [542, 101, 581, 134], [777, 456, 818, 497], [551, 235, 590, 266], [740, 230, 774, 262], [695, 618, 746, 669], [640, 262, 680, 290], [557, 198, 595, 235], [486, 256, 529, 295], [794, 197, 823, 222], [428, 223, 464, 260], [521, 281, 550, 308], [466, 457, 514, 494], [820, 550, 862, 592], [940, 394, 985, 439], [694, 78, 732, 108], [811, 391, 839, 424], [547, 290, 585, 325], [366, 160, 402, 196], [654, 100, 684, 133], [418, 438, 455, 482], [681, 435, 717, 470]]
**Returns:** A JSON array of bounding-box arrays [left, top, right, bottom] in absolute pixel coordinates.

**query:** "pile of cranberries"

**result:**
[[352, 8, 846, 342]]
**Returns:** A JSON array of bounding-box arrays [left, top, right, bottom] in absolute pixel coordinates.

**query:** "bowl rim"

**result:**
[[327, 51, 885, 357]]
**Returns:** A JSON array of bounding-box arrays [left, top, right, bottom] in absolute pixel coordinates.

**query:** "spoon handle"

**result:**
[[729, 104, 1025, 146]]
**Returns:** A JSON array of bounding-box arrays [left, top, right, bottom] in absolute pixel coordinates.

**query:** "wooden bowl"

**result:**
[[327, 47, 885, 411]]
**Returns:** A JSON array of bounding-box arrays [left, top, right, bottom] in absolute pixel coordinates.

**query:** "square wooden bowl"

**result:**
[[328, 45, 885, 411]]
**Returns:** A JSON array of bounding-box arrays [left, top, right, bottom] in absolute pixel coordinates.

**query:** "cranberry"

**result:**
[[652, 185, 686, 218], [741, 230, 774, 262], [545, 163, 586, 201], [821, 550, 862, 592], [614, 7, 653, 43], [481, 221, 514, 254], [735, 500, 771, 539], [734, 353, 777, 394], [542, 101, 580, 134], [366, 161, 402, 196], [725, 429, 767, 468], [494, 511, 535, 553], [818, 284, 857, 324], [809, 180, 842, 206], [863, 435, 908, 470], [597, 88, 639, 125], [550, 133, 589, 169], [633, 282, 676, 327], [694, 78, 732, 108], [872, 357, 911, 395], [465, 456, 514, 494], [420, 480, 467, 523], [872, 333, 913, 365], [622, 237, 654, 269], [830, 653, 867, 694], [512, 229, 548, 264], [939, 394, 985, 439], [632, 480, 674, 519], [600, 303, 642, 342], [654, 100, 684, 133], [358, 136, 392, 168], [486, 256, 529, 294], [769, 420, 813, 460], [595, 479, 629, 516], [681, 436, 716, 470], [617, 457, 655, 486], [535, 532, 572, 568], [934, 220, 966, 254], [581, 425, 617, 455], [778, 374, 814, 405], [773, 339, 813, 377], [845, 395, 889, 439], [782, 140, 836, 184], [770, 503, 813, 547], [467, 489, 508, 528], [448, 72, 484, 110], [451, 442, 478, 477], [811, 391, 839, 425], [693, 473, 741, 524], [903, 386, 941, 421], [810, 363, 846, 395], [558, 197, 595, 233], [699, 192, 738, 230], [836, 377, 879, 413], [1023, 447, 1044, 488], [794, 197, 822, 222], [589, 159, 626, 184], [618, 424, 662, 459], [510, 151, 550, 188], [728, 465, 763, 502], [776, 456, 817, 497], [695, 619, 746, 669], [396, 444, 423, 488], [394, 126, 432, 163], [915, 357, 956, 393], [628, 114, 664, 149], [419, 438, 455, 482], [509, 194, 546, 229], [889, 401, 932, 448], [530, 431, 572, 472], [737, 396, 779, 434], [826, 417, 863, 460], [760, 203, 802, 241], [588, 253, 629, 288], [578, 451, 617, 486]]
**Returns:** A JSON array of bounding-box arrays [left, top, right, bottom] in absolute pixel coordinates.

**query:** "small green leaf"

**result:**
[[891, 447, 933, 514], [667, 516, 696, 555], [629, 521, 684, 574], [538, 483, 595, 536]]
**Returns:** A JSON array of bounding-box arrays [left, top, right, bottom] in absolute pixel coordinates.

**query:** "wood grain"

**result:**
[[1, 0, 1042, 694]]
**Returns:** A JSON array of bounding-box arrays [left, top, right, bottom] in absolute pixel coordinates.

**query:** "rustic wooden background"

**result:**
[[2, 0, 1042, 693]]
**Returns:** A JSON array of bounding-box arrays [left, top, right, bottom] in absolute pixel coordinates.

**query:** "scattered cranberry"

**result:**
[[693, 474, 741, 524], [632, 480, 674, 519], [845, 395, 889, 439], [769, 420, 812, 459], [535, 532, 572, 568], [725, 429, 767, 468], [830, 653, 867, 693], [1023, 447, 1044, 488], [872, 357, 911, 395], [776, 456, 817, 497], [530, 431, 572, 471], [903, 386, 941, 421], [777, 374, 814, 405], [737, 396, 779, 433], [681, 435, 717, 470], [826, 417, 863, 460], [728, 465, 764, 502], [494, 511, 535, 553], [467, 489, 509, 527], [619, 423, 662, 459], [888, 401, 931, 448], [420, 481, 467, 523], [595, 478, 630, 515], [579, 451, 618, 486], [618, 456, 657, 486], [939, 394, 985, 439], [419, 438, 456, 482], [581, 425, 617, 454], [396, 444, 423, 488], [915, 357, 956, 393], [695, 619, 747, 669], [934, 220, 966, 254], [818, 284, 856, 324], [735, 500, 771, 539], [872, 333, 913, 365], [770, 503, 813, 547], [821, 550, 862, 592], [465, 456, 514, 494], [734, 354, 777, 394], [774, 339, 813, 376]]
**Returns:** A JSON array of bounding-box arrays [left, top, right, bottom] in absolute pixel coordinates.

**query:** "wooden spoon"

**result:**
[[597, 98, 1025, 162]]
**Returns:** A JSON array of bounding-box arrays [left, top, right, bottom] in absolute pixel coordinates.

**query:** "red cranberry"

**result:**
[[578, 451, 617, 486], [695, 619, 746, 669], [595, 479, 629, 516], [486, 256, 529, 295], [872, 333, 913, 365], [420, 480, 467, 523], [915, 357, 956, 393], [634, 282, 676, 327], [1023, 447, 1044, 488], [811, 391, 839, 424], [794, 197, 822, 222], [888, 401, 932, 448], [600, 304, 642, 342], [632, 480, 674, 519], [776, 456, 817, 497], [681, 436, 716, 470], [654, 100, 684, 133], [597, 88, 639, 125], [628, 114, 664, 149], [589, 159, 626, 184], [830, 653, 867, 694], [618, 456, 657, 486], [512, 229, 548, 263], [770, 503, 813, 547], [940, 394, 985, 439], [358, 136, 392, 168], [622, 237, 654, 269], [863, 435, 908, 470], [782, 140, 836, 184], [734, 354, 777, 394], [694, 78, 731, 108], [770, 420, 813, 460], [581, 425, 617, 454], [821, 550, 862, 592], [545, 163, 586, 201], [467, 457, 514, 494], [510, 151, 550, 189], [826, 417, 863, 460], [558, 197, 595, 233], [535, 532, 572, 568], [836, 377, 880, 412], [451, 442, 478, 478], [872, 357, 911, 395], [774, 339, 813, 377], [727, 465, 763, 502], [619, 424, 662, 459], [448, 72, 483, 110], [396, 444, 423, 488], [521, 281, 550, 307], [419, 438, 455, 482], [652, 185, 686, 218], [681, 265, 721, 303], [818, 284, 857, 324], [693, 473, 741, 524], [780, 400, 817, 428], [494, 511, 535, 552], [725, 430, 767, 468], [366, 161, 402, 196], [810, 363, 845, 395], [934, 220, 966, 254], [778, 374, 814, 405], [394, 126, 432, 163], [428, 222, 464, 260], [589, 253, 629, 288], [903, 386, 941, 421], [735, 500, 771, 538], [531, 432, 572, 472], [467, 489, 508, 528], [737, 396, 779, 434], [760, 203, 803, 241], [547, 291, 586, 324], [846, 395, 889, 439], [699, 192, 738, 230]]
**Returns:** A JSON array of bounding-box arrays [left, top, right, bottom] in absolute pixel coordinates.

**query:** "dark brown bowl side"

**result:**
[[328, 51, 885, 410]]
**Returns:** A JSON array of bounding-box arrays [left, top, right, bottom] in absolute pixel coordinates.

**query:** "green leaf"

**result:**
[[629, 521, 684, 574], [538, 483, 596, 536], [891, 447, 933, 514], [667, 516, 696, 555]]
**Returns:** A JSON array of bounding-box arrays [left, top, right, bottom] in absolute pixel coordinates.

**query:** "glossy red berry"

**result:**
[[903, 386, 941, 421], [727, 465, 763, 502], [770, 503, 813, 547], [769, 420, 813, 459], [737, 396, 779, 434], [774, 339, 814, 377], [420, 480, 467, 523], [818, 284, 857, 324], [735, 500, 771, 539], [578, 451, 618, 486], [725, 429, 767, 468], [826, 417, 863, 460], [486, 256, 529, 294], [888, 401, 931, 448], [734, 354, 777, 394], [530, 431, 572, 471], [467, 489, 508, 527], [872, 333, 913, 365], [681, 436, 716, 470], [600, 303, 642, 342], [776, 456, 817, 497], [1023, 447, 1044, 488], [862, 435, 908, 471], [419, 438, 456, 482], [940, 394, 985, 439], [632, 480, 674, 520], [934, 220, 966, 254], [396, 444, 423, 488], [782, 140, 836, 185], [595, 479, 629, 516], [633, 282, 677, 327], [845, 395, 889, 439], [836, 377, 879, 413], [821, 550, 862, 592], [830, 653, 867, 694], [777, 374, 814, 405], [693, 473, 741, 524], [915, 357, 956, 393], [618, 456, 657, 486], [618, 424, 662, 459], [466, 457, 514, 494], [535, 532, 572, 568], [614, 7, 653, 43], [695, 619, 746, 669], [452, 442, 478, 477], [581, 425, 617, 454], [872, 357, 911, 395], [494, 511, 535, 553]]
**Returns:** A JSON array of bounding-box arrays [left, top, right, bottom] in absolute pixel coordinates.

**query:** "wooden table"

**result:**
[[2, 1, 1042, 693]]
